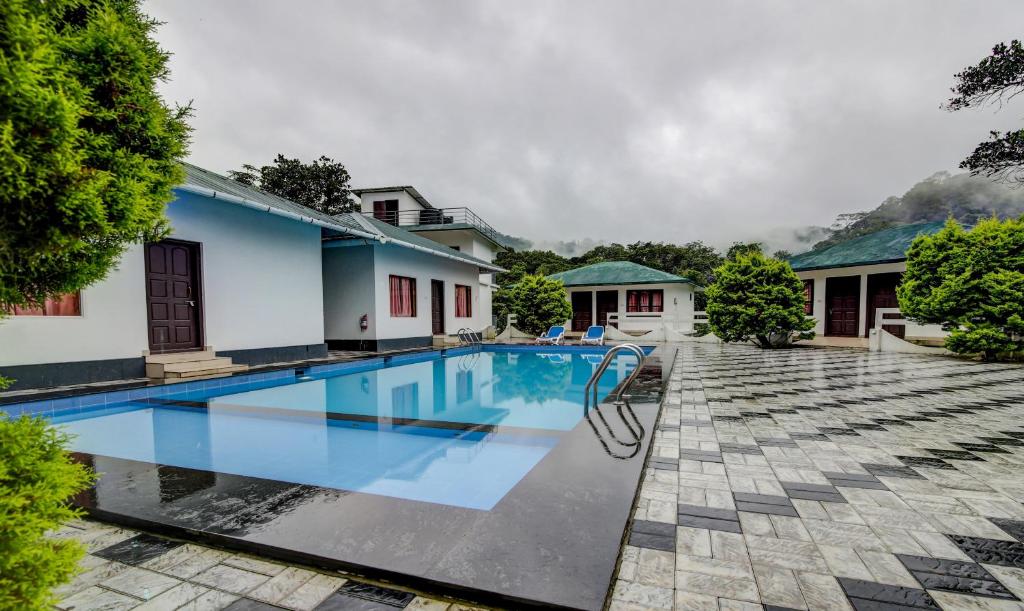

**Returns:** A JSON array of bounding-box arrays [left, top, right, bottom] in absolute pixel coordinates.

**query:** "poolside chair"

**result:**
[[579, 325, 605, 346], [535, 325, 565, 345]]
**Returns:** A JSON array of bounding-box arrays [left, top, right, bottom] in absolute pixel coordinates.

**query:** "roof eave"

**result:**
[[791, 257, 907, 273]]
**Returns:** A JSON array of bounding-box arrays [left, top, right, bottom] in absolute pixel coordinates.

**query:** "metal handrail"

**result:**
[[363, 207, 503, 245], [457, 328, 482, 346], [582, 343, 647, 451]]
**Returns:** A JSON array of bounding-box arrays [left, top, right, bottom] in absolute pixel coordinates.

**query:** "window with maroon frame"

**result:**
[[389, 275, 416, 317], [626, 289, 663, 313], [373, 200, 399, 225], [802, 280, 814, 315], [9, 292, 81, 316], [455, 284, 472, 317]]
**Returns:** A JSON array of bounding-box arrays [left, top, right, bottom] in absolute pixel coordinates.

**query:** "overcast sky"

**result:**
[[146, 1, 1024, 251]]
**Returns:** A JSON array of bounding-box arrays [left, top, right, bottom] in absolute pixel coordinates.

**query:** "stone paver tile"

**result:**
[[221, 555, 286, 576], [134, 582, 210, 610], [873, 526, 931, 556], [744, 535, 828, 573], [85, 528, 138, 553], [737, 512, 776, 537], [162, 548, 231, 579], [710, 531, 750, 563], [769, 515, 813, 541], [276, 574, 347, 611], [56, 586, 139, 611], [405, 596, 452, 610], [791, 499, 830, 521], [100, 566, 182, 600], [822, 502, 866, 525], [855, 550, 919, 587], [983, 565, 1024, 600], [55, 559, 129, 598], [910, 529, 975, 561], [817, 544, 875, 581], [676, 555, 754, 580], [636, 548, 675, 588], [675, 570, 760, 604], [795, 571, 853, 610], [927, 590, 1024, 610], [177, 589, 240, 611], [676, 526, 712, 557], [140, 543, 209, 572], [803, 519, 887, 551], [716, 599, 763, 611], [191, 563, 271, 595], [247, 566, 317, 604], [752, 563, 807, 610], [647, 499, 677, 523], [672, 590, 718, 610], [611, 580, 674, 609]]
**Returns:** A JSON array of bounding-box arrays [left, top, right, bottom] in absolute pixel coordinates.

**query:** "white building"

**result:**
[[789, 221, 947, 343], [0, 166, 504, 390], [547, 261, 698, 336]]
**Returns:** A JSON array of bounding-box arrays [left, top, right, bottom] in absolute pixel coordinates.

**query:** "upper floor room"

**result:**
[[352, 186, 510, 264]]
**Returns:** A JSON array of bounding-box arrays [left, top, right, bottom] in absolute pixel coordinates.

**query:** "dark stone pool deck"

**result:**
[[67, 348, 672, 610]]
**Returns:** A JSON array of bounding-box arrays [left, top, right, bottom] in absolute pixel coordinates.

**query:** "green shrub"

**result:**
[[494, 274, 572, 336], [898, 217, 1024, 361], [705, 252, 816, 348], [0, 416, 95, 610]]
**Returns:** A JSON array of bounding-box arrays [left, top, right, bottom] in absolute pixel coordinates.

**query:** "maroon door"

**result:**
[[825, 276, 860, 337], [431, 280, 445, 335], [146, 241, 202, 352], [596, 290, 618, 328], [571, 292, 592, 332], [866, 272, 905, 339]]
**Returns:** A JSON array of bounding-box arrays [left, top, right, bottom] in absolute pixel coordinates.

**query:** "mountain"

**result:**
[[813, 172, 1024, 250]]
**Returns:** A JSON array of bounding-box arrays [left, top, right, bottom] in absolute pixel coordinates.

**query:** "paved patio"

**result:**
[[615, 343, 1024, 610]]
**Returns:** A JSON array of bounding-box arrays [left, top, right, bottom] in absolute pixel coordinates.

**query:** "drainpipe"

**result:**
[[176, 184, 383, 242]]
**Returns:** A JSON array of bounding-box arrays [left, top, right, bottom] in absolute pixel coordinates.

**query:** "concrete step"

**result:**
[[145, 350, 216, 364], [146, 357, 235, 378], [163, 364, 249, 379]]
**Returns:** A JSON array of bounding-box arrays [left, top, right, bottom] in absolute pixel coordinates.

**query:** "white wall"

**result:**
[[0, 191, 326, 367], [564, 283, 695, 333], [357, 190, 424, 215], [322, 242, 489, 342], [0, 245, 149, 366], [796, 262, 945, 339], [167, 192, 325, 351]]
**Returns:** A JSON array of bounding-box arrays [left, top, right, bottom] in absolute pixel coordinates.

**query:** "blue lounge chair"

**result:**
[[579, 325, 605, 346], [535, 325, 565, 345]]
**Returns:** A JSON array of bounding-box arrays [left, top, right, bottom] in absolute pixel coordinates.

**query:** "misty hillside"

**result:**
[[813, 172, 1024, 250]]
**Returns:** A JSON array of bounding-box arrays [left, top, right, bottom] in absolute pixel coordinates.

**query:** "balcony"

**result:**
[[363, 207, 502, 245]]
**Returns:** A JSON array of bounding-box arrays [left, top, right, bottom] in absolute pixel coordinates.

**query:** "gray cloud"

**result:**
[[146, 0, 1024, 249]]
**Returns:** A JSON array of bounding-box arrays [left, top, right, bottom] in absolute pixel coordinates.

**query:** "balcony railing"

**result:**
[[364, 207, 502, 245]]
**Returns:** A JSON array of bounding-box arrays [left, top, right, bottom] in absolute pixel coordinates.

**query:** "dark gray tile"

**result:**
[[733, 492, 792, 506], [990, 518, 1024, 543], [632, 519, 676, 537], [954, 442, 1010, 454], [912, 574, 1015, 599], [828, 479, 889, 491], [925, 448, 984, 461], [947, 535, 1024, 568], [676, 515, 743, 533], [678, 504, 739, 521], [628, 531, 676, 552], [719, 443, 763, 455], [753, 438, 799, 448], [895, 456, 956, 471], [784, 489, 847, 503], [781, 481, 839, 494], [226, 599, 286, 610], [860, 463, 925, 480], [897, 554, 997, 580], [820, 472, 879, 482], [331, 582, 414, 608], [837, 578, 940, 609], [315, 593, 402, 611], [93, 533, 183, 565], [734, 501, 799, 517]]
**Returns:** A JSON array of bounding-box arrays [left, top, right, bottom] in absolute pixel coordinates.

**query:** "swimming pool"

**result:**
[[47, 346, 648, 510]]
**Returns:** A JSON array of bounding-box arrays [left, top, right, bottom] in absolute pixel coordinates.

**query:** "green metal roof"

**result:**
[[332, 213, 504, 272], [788, 221, 946, 271], [547, 261, 692, 287]]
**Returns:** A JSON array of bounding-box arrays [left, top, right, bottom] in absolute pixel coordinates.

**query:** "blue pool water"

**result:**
[[49, 347, 645, 510]]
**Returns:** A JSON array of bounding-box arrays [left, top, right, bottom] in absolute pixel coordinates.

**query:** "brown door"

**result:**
[[866, 272, 905, 339], [596, 290, 619, 328], [825, 276, 860, 337], [431, 280, 445, 335], [146, 241, 202, 352], [570, 292, 592, 332]]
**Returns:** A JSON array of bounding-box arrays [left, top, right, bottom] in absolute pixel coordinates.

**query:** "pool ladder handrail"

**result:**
[[456, 328, 482, 346], [582, 343, 647, 458]]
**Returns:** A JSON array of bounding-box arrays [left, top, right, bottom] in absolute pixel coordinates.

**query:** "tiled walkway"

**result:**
[[615, 343, 1024, 610], [51, 520, 477, 610]]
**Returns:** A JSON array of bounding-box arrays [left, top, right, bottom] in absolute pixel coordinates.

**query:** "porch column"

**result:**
[[858, 273, 869, 337], [591, 290, 597, 328]]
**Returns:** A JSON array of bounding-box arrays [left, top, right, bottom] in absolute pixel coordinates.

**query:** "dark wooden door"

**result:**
[[431, 280, 445, 335], [596, 290, 619, 328], [571, 292, 592, 332], [866, 272, 905, 339], [825, 276, 860, 337], [146, 241, 201, 352]]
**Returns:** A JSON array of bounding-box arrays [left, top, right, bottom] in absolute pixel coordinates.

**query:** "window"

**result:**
[[389, 275, 416, 317], [455, 284, 472, 317], [802, 280, 814, 315], [626, 289, 663, 313], [373, 200, 399, 225], [9, 292, 81, 316]]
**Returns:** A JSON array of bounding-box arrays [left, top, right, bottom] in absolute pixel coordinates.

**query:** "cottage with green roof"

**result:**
[[788, 221, 947, 343], [547, 261, 697, 336]]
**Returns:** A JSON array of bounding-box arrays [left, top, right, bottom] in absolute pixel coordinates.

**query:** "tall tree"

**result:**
[[947, 40, 1024, 185], [229, 154, 356, 215], [494, 249, 571, 286], [0, 0, 191, 311]]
